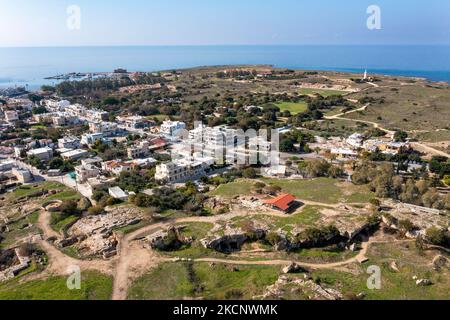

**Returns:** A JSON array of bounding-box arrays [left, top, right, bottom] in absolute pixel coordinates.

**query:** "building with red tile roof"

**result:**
[[264, 193, 297, 213]]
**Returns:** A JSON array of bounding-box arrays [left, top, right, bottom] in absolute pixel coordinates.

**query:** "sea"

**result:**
[[0, 45, 449, 91]]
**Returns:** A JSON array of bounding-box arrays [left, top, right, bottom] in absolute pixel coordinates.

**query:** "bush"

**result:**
[[59, 200, 79, 216], [87, 206, 105, 216], [425, 227, 450, 247], [224, 289, 244, 300], [398, 219, 415, 233]]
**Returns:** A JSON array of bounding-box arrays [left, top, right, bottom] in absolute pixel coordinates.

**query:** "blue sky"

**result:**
[[0, 0, 449, 47]]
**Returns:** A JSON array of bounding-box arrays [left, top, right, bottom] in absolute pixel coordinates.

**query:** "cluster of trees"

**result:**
[[294, 225, 343, 248], [201, 168, 256, 186], [298, 159, 344, 179], [54, 73, 165, 96], [131, 185, 208, 215], [429, 156, 450, 178], [353, 162, 450, 209], [90, 140, 126, 161], [116, 169, 156, 193], [50, 198, 92, 227], [280, 129, 315, 153], [291, 95, 352, 125]]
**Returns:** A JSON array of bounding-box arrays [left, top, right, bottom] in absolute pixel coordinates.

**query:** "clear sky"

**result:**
[[1, 0, 449, 47]]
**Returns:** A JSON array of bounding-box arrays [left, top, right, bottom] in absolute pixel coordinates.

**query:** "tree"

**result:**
[[280, 139, 295, 152], [59, 200, 80, 216], [398, 219, 415, 233], [242, 168, 257, 179], [305, 159, 331, 178], [394, 131, 408, 142]]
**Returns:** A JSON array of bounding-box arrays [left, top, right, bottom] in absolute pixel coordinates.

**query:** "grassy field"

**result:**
[[346, 84, 450, 131], [210, 179, 255, 199], [304, 118, 372, 138], [299, 88, 347, 97], [6, 181, 81, 205], [412, 130, 450, 142], [127, 262, 279, 300], [211, 178, 373, 205], [0, 211, 40, 249], [261, 177, 343, 204], [0, 271, 113, 300], [275, 101, 308, 115], [307, 242, 450, 300]]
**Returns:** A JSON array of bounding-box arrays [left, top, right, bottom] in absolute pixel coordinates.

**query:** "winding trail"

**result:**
[[111, 203, 370, 300], [36, 209, 115, 278], [325, 102, 449, 158]]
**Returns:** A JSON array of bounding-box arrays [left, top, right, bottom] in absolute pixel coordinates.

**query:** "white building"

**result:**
[[127, 141, 150, 159], [109, 187, 129, 201], [89, 122, 119, 136], [160, 120, 186, 137], [81, 133, 104, 146], [58, 136, 81, 149], [27, 147, 53, 161], [4, 110, 19, 122], [61, 149, 90, 161], [44, 99, 71, 112], [102, 160, 136, 176], [346, 133, 364, 149], [75, 164, 100, 183], [0, 158, 15, 172], [12, 168, 33, 183], [155, 157, 214, 183], [117, 115, 150, 130]]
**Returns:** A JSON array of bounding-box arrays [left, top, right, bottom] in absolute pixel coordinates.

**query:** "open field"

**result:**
[[127, 262, 279, 300], [0, 271, 113, 300], [346, 84, 450, 131], [275, 101, 308, 115], [210, 178, 374, 204], [210, 180, 255, 199], [307, 242, 450, 300], [299, 88, 347, 97], [261, 178, 374, 204]]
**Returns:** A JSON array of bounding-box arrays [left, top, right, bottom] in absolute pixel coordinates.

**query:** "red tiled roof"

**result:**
[[264, 193, 297, 211]]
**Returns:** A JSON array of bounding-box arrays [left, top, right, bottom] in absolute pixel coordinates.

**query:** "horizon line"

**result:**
[[1, 43, 450, 49]]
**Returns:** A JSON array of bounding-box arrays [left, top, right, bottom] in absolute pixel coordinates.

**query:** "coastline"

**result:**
[[1, 45, 450, 90]]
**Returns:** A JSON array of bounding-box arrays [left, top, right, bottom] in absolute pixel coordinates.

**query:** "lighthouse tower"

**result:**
[[363, 69, 368, 80]]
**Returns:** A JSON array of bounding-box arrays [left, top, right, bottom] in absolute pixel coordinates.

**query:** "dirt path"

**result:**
[[325, 102, 449, 158], [195, 240, 370, 269], [111, 203, 371, 300], [410, 142, 450, 158], [325, 104, 370, 120], [35, 209, 115, 278], [38, 210, 61, 239]]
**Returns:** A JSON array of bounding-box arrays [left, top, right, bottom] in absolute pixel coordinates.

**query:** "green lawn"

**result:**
[[210, 180, 255, 199], [276, 101, 308, 115], [299, 88, 346, 97], [261, 177, 342, 204], [50, 213, 79, 233], [127, 262, 279, 300], [0, 271, 113, 300], [210, 178, 372, 205]]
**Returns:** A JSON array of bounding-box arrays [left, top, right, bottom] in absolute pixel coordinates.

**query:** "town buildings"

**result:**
[[160, 120, 186, 137], [27, 147, 53, 161]]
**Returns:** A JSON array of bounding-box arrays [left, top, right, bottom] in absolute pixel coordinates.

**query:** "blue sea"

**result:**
[[0, 45, 449, 90]]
